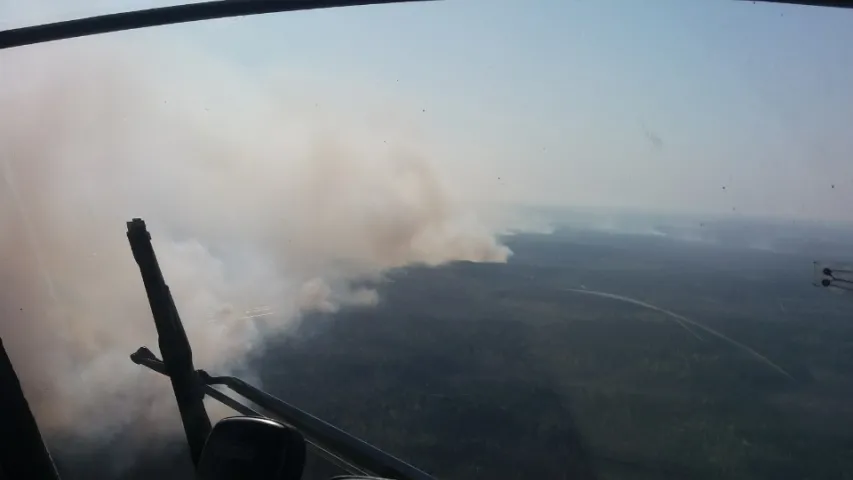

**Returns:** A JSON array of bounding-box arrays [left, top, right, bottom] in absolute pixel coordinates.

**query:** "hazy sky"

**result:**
[[3, 0, 853, 222]]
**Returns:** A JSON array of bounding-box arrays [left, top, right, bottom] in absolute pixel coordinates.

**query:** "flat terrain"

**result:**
[[55, 215, 853, 479], [257, 222, 853, 479]]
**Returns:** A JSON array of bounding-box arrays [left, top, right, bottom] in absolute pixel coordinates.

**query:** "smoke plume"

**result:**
[[0, 34, 510, 452]]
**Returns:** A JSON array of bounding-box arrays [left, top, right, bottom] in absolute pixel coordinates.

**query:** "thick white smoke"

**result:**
[[0, 34, 510, 449]]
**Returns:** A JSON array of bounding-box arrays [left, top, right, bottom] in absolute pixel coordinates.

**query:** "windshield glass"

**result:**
[[1, 1, 852, 479]]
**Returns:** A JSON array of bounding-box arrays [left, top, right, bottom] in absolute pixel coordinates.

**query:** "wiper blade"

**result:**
[[0, 0, 437, 51]]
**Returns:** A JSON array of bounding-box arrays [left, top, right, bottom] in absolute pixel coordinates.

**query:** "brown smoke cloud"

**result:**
[[0, 35, 510, 446]]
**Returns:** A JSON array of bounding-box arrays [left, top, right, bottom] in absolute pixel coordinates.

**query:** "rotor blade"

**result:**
[[0, 0, 436, 50]]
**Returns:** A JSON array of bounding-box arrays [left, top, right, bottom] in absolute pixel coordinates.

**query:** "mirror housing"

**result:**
[[196, 416, 306, 480]]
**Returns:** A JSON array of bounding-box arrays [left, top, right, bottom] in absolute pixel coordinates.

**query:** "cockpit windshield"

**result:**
[[1, 1, 852, 479]]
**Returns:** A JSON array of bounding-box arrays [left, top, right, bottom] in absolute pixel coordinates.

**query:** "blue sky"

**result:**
[[4, 0, 853, 222]]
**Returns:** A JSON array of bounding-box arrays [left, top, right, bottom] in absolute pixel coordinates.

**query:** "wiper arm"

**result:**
[[130, 347, 428, 480]]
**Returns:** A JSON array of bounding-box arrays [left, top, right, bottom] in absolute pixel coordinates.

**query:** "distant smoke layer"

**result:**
[[0, 37, 510, 452]]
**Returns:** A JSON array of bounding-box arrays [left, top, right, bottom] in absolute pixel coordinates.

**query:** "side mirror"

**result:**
[[196, 416, 306, 480]]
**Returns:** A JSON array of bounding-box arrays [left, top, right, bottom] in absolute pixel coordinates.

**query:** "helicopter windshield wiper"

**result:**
[[0, 0, 436, 51], [126, 219, 436, 480], [814, 262, 853, 293]]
